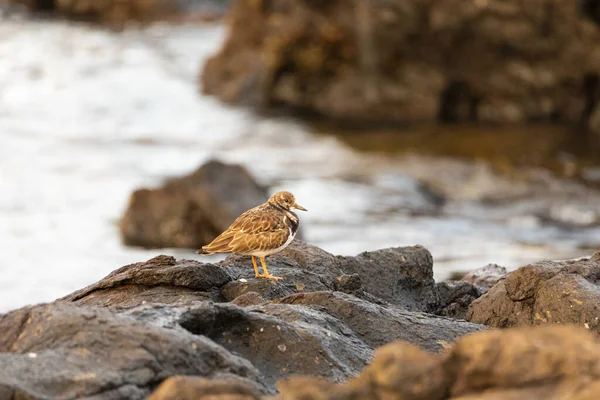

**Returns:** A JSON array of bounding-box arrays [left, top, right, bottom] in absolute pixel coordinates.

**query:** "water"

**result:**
[[1, 18, 599, 313]]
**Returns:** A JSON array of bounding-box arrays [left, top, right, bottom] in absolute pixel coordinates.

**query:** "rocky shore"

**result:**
[[1, 239, 599, 399]]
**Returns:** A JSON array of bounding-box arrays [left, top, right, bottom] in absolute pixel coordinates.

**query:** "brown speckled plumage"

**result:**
[[196, 191, 307, 280]]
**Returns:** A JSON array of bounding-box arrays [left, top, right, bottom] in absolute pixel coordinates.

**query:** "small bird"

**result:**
[[196, 191, 307, 280]]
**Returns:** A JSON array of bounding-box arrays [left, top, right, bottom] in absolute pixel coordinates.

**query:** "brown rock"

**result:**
[[466, 255, 600, 331], [149, 376, 261, 400], [119, 160, 268, 249], [203, 0, 600, 132], [276, 325, 600, 400]]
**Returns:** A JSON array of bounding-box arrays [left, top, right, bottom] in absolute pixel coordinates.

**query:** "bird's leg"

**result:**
[[259, 256, 283, 280], [252, 256, 262, 278]]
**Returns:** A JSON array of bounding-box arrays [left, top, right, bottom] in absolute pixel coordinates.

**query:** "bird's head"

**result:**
[[269, 191, 307, 212]]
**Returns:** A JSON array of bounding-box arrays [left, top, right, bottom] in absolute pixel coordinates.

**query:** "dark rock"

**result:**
[[220, 241, 438, 312], [177, 300, 373, 389], [0, 302, 262, 400], [331, 274, 362, 293], [466, 255, 600, 332], [435, 280, 480, 320], [230, 292, 267, 307], [274, 291, 485, 352], [462, 263, 507, 294], [339, 245, 438, 312], [277, 325, 600, 400], [60, 255, 231, 309], [119, 160, 268, 249], [61, 242, 445, 315], [203, 0, 600, 134], [149, 376, 261, 400]]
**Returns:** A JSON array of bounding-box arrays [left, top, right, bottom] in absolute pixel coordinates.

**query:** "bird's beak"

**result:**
[[293, 203, 307, 211]]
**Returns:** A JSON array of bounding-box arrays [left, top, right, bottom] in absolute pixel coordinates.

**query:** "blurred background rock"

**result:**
[[1, 0, 599, 312]]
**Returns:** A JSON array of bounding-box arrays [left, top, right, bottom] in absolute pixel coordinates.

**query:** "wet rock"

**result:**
[[274, 291, 485, 351], [119, 160, 268, 249], [462, 263, 507, 294], [60, 254, 231, 309], [203, 0, 600, 133], [466, 253, 600, 332], [0, 302, 262, 400], [149, 376, 261, 400], [7, 0, 230, 23], [277, 325, 600, 400], [435, 280, 480, 320]]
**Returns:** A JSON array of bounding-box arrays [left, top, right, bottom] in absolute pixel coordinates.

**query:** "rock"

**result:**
[[149, 376, 261, 400], [274, 291, 485, 352], [7, 0, 230, 23], [220, 241, 438, 312], [435, 280, 480, 320], [230, 291, 267, 307], [277, 325, 600, 400], [466, 254, 600, 332], [60, 254, 232, 309], [0, 302, 263, 400], [60, 241, 449, 314], [339, 245, 438, 312], [331, 273, 362, 293], [119, 160, 268, 249], [462, 263, 507, 294], [176, 300, 374, 389], [203, 0, 600, 134]]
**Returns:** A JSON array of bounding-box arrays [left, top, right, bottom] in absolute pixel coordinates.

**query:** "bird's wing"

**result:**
[[201, 207, 288, 254]]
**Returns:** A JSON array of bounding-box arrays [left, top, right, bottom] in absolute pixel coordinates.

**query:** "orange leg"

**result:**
[[251, 256, 262, 278], [259, 256, 283, 280]]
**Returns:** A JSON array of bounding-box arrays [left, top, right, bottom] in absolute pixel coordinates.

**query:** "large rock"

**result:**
[[119, 160, 268, 249], [467, 252, 600, 331], [203, 0, 600, 133], [0, 302, 262, 400], [0, 242, 489, 398], [60, 254, 232, 308], [60, 241, 467, 314], [221, 241, 440, 312], [126, 294, 481, 390], [276, 325, 600, 400]]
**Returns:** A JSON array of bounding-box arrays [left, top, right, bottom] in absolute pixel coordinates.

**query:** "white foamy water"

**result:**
[[0, 18, 598, 313]]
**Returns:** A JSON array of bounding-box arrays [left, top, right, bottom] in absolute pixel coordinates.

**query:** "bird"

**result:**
[[196, 191, 307, 280]]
